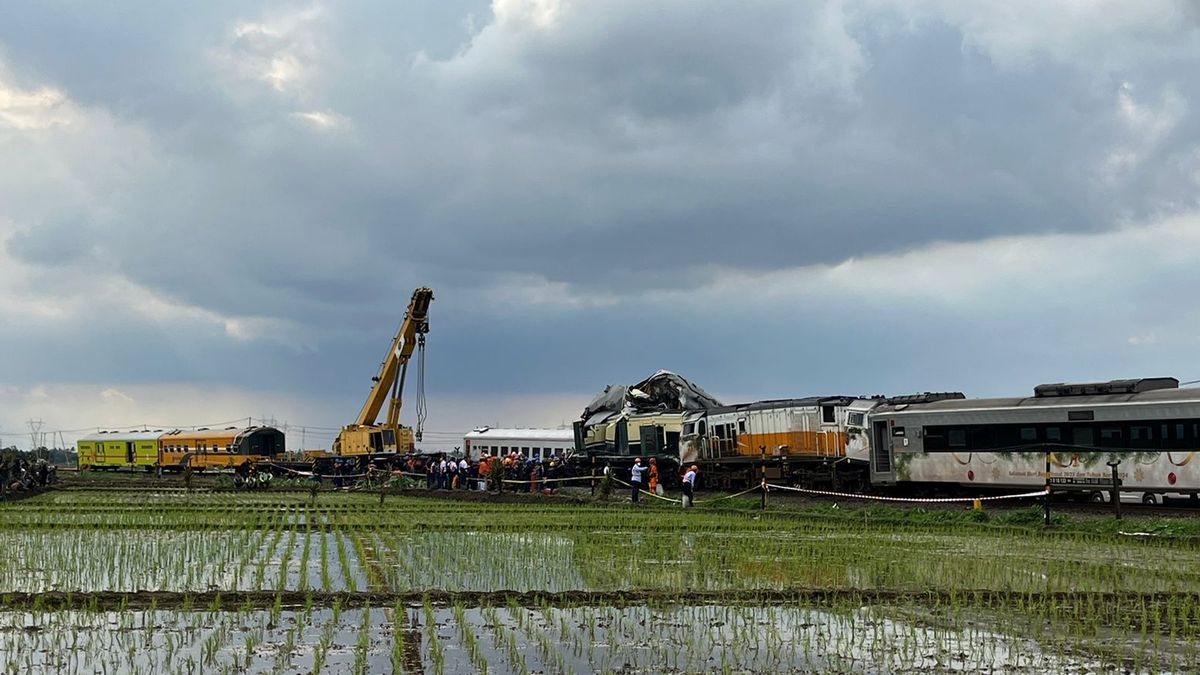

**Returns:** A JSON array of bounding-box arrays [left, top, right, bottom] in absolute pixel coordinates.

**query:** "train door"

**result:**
[[125, 442, 135, 465], [679, 413, 703, 463], [572, 421, 585, 454], [639, 426, 660, 454], [870, 420, 896, 484]]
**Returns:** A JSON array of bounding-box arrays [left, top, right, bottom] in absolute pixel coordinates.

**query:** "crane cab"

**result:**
[[333, 424, 413, 457]]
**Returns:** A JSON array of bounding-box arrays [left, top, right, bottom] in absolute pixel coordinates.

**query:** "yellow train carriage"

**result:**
[[77, 431, 164, 470], [159, 426, 285, 471]]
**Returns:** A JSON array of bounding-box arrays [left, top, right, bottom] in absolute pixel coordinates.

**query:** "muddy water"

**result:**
[[0, 602, 1190, 674]]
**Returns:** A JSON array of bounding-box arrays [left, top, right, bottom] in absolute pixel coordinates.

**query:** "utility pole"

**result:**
[[27, 419, 44, 453]]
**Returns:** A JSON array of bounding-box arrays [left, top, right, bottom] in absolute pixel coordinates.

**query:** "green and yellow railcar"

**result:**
[[76, 426, 285, 472], [77, 431, 164, 470], [159, 426, 285, 471]]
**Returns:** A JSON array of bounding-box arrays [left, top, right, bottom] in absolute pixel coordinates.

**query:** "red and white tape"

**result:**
[[766, 483, 1049, 503]]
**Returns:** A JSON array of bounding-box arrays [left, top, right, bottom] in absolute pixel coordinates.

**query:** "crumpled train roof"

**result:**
[[581, 370, 722, 420]]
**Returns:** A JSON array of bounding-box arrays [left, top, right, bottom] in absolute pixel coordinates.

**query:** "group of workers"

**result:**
[[0, 457, 57, 496], [396, 452, 569, 493], [302, 450, 702, 505], [628, 456, 698, 507]]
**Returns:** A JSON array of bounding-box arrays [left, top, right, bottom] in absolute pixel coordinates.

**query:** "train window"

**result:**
[[1073, 427, 1094, 448], [698, 421, 707, 436], [1176, 424, 1186, 442], [1130, 426, 1153, 449], [521, 447, 530, 456], [923, 428, 945, 450], [821, 406, 836, 424], [1068, 410, 1094, 421], [1099, 428, 1123, 448], [948, 429, 966, 447], [737, 419, 747, 434], [1045, 427, 1062, 442], [1020, 428, 1037, 442], [847, 412, 865, 427], [683, 423, 695, 434]]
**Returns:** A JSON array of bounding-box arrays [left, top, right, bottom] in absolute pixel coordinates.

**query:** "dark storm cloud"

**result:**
[[9, 0, 1193, 301], [2, 0, 1200, 412]]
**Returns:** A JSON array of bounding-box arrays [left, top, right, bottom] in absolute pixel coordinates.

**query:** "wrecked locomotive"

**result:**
[[574, 372, 1200, 500], [572, 371, 892, 489]]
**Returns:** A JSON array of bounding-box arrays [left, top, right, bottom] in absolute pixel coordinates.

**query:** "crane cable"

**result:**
[[415, 334, 428, 441]]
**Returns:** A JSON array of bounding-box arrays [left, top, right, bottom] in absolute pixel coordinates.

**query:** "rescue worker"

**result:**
[[529, 461, 542, 494], [682, 464, 698, 508], [648, 457, 660, 496], [630, 457, 647, 504], [478, 454, 491, 491]]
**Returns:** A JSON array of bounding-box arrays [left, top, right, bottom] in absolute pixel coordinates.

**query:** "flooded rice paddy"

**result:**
[[1, 490, 1198, 672]]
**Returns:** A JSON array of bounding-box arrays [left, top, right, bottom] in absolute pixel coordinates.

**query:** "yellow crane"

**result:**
[[332, 287, 433, 459]]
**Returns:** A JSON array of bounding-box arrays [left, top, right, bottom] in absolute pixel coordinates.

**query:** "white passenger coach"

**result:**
[[868, 377, 1200, 503], [463, 427, 575, 462]]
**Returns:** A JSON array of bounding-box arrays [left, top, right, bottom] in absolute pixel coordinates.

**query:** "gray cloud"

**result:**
[[2, 0, 1200, 444], [5, 218, 95, 266]]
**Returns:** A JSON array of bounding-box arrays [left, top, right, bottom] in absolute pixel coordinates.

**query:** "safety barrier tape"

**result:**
[[609, 476, 682, 503], [607, 477, 762, 505], [765, 483, 1050, 503]]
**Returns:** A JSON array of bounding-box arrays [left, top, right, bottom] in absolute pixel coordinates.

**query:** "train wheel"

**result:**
[[1142, 492, 1159, 505], [1090, 491, 1105, 503]]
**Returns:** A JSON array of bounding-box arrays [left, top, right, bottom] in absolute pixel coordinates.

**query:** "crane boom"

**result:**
[[356, 287, 433, 426], [332, 287, 433, 458]]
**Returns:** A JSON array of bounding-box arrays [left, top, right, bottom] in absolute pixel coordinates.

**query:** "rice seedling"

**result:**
[[2, 489, 1199, 672]]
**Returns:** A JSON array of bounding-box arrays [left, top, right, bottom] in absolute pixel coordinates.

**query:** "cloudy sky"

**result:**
[[2, 0, 1199, 450]]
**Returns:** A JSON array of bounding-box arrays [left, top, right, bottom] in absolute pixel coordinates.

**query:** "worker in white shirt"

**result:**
[[682, 464, 698, 508], [630, 457, 648, 504]]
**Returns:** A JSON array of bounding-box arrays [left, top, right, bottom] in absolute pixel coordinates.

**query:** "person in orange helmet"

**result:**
[[630, 457, 647, 504]]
